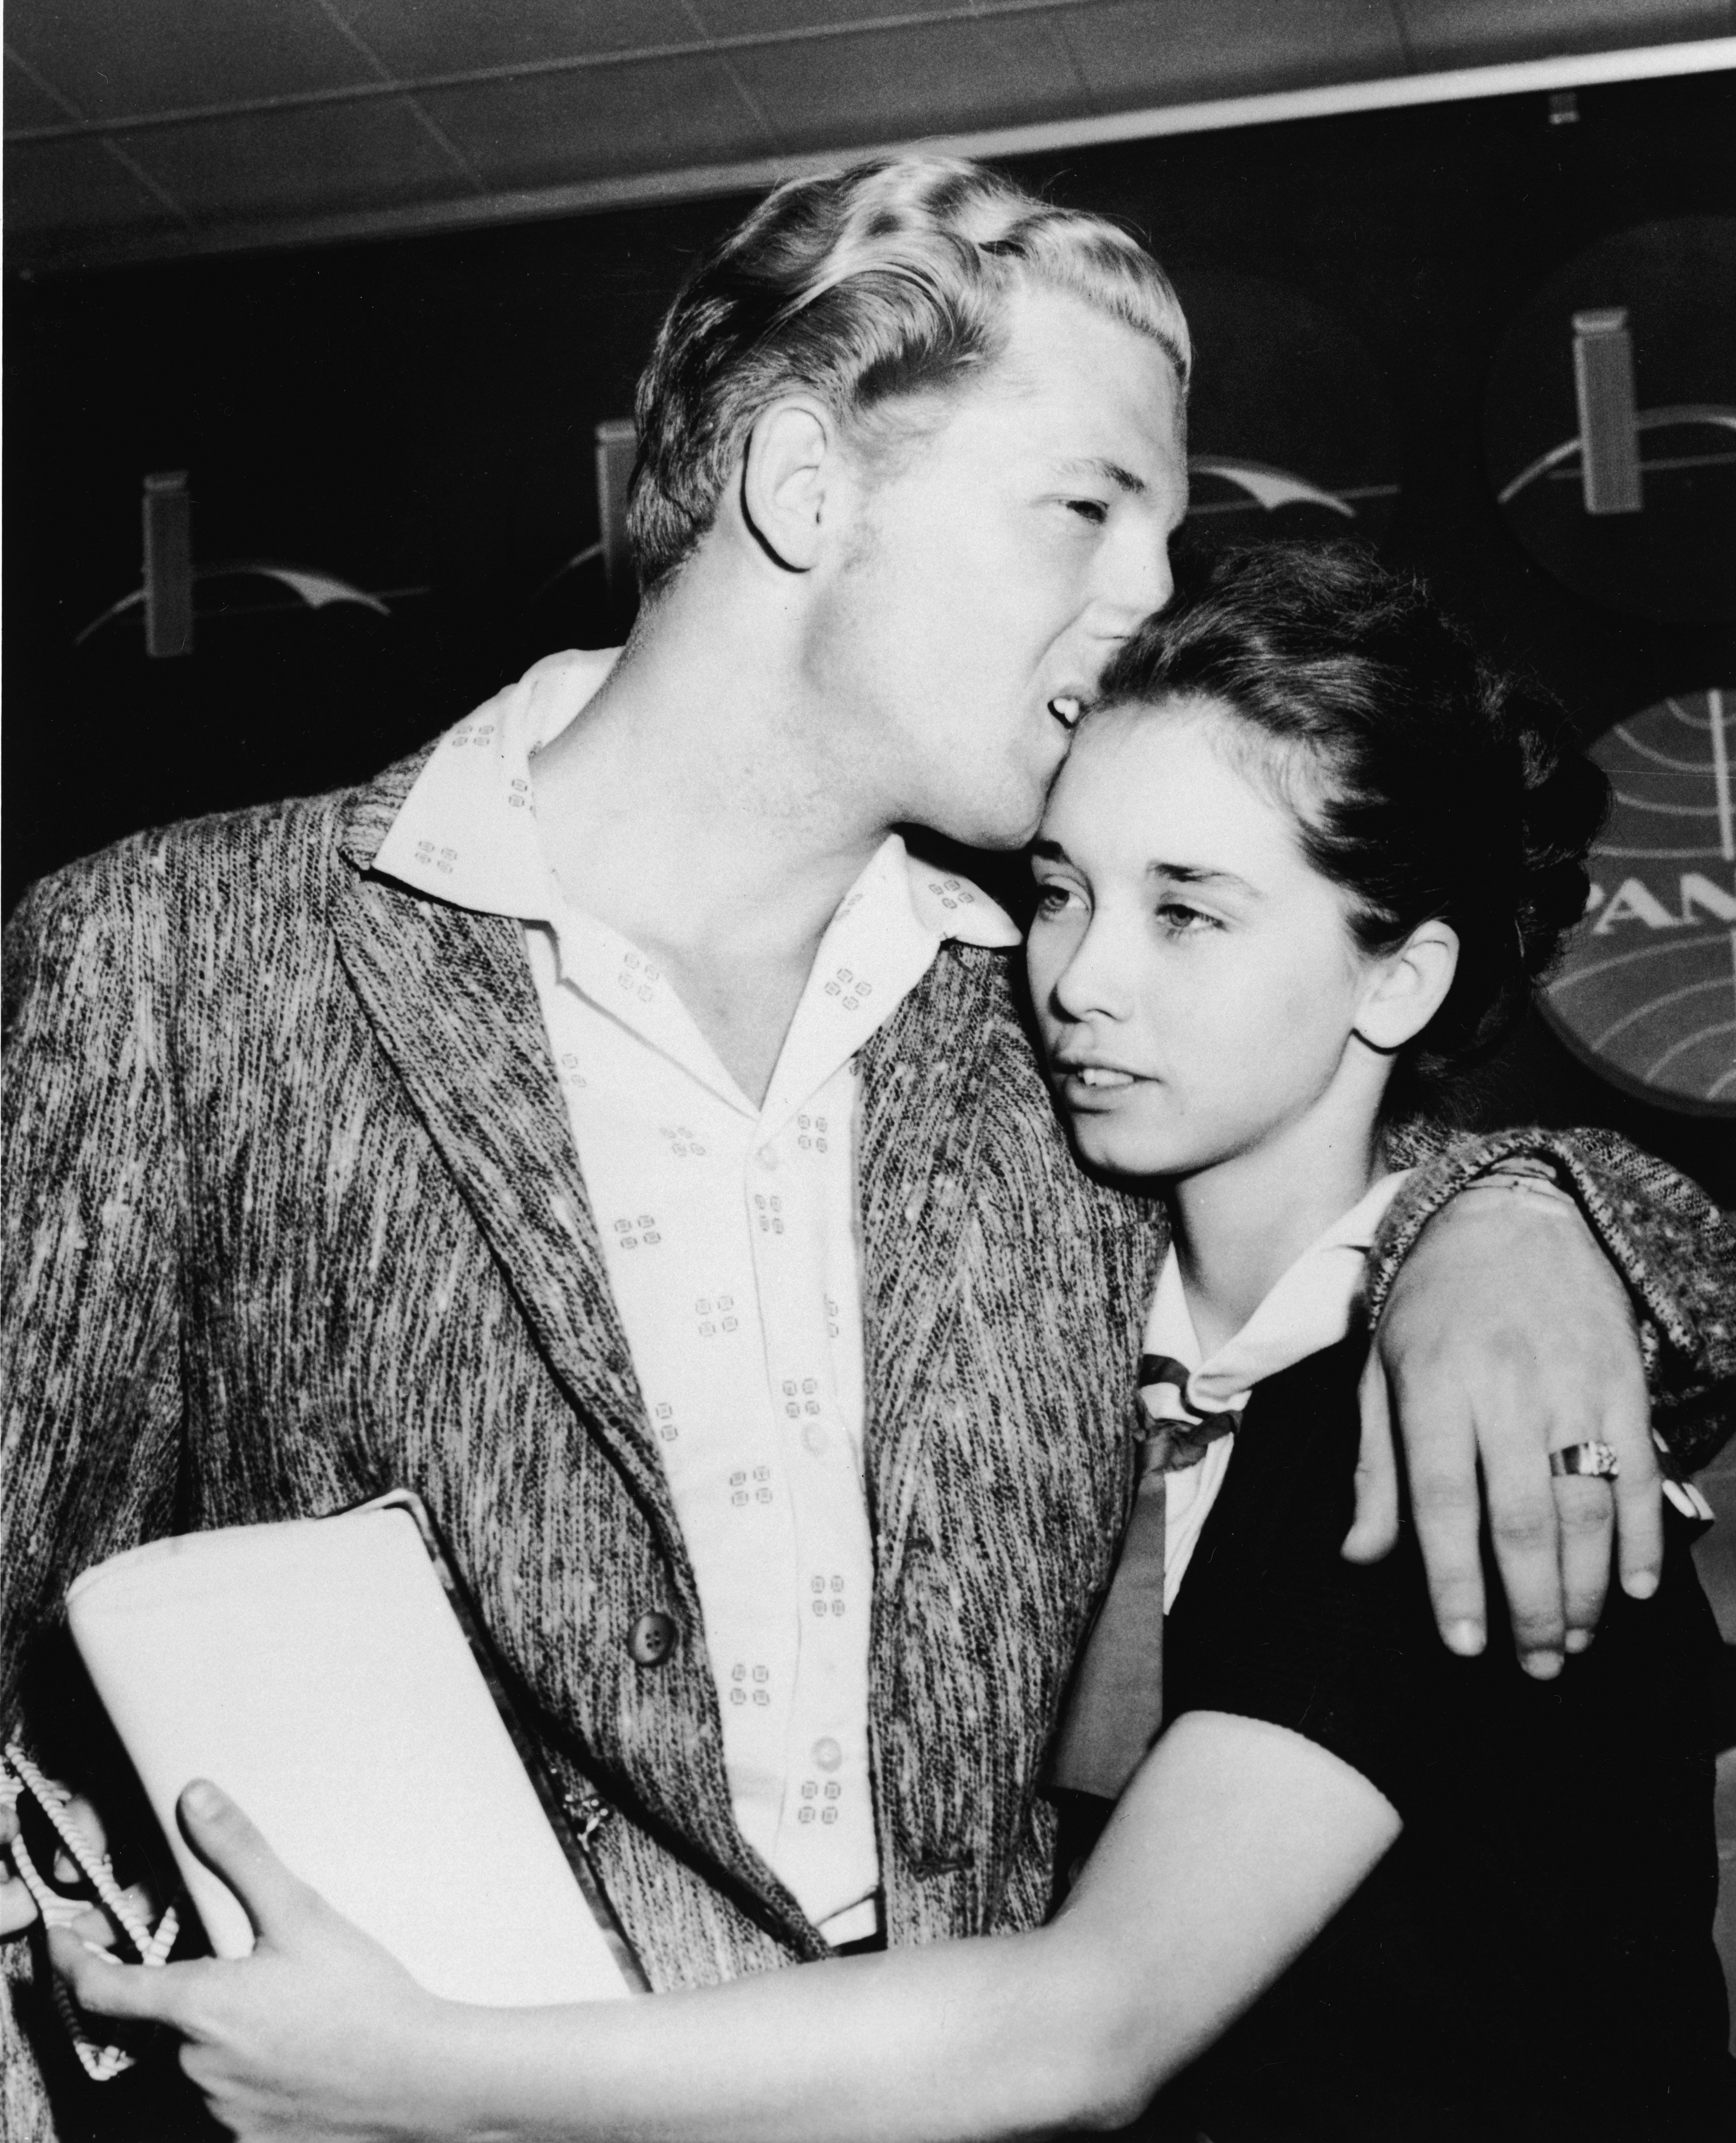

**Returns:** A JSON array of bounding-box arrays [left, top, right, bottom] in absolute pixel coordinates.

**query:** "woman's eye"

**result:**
[[1033, 881, 1080, 916], [1066, 498, 1109, 526], [1156, 901, 1216, 936]]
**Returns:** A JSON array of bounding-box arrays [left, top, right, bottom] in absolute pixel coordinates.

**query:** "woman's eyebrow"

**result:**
[[1031, 838, 1072, 864], [1148, 860, 1262, 898]]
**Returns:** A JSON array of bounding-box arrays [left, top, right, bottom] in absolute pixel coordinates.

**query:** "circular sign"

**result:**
[[1484, 218, 1736, 624], [1541, 688, 1736, 1117], [1173, 271, 1400, 552]]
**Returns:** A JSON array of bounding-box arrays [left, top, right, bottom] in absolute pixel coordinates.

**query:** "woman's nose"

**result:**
[[1049, 917, 1134, 1025]]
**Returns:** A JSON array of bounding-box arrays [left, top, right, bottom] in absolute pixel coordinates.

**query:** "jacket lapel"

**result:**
[[860, 945, 1164, 1581], [859, 943, 1020, 1566], [330, 751, 680, 1553]]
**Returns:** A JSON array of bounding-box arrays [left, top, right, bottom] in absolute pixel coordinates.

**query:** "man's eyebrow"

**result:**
[[1148, 860, 1262, 897], [1053, 456, 1148, 497]]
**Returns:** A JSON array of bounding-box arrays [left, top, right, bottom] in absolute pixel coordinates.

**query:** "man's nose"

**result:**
[[1089, 521, 1175, 642]]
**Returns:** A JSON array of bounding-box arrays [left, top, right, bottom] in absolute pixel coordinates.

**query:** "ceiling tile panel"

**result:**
[[126, 97, 467, 223], [419, 53, 772, 188], [1063, 0, 1407, 107], [327, 0, 699, 80], [6, 0, 1722, 267], [4, 0, 375, 122], [4, 60, 74, 133], [4, 135, 180, 239], [1394, 0, 1732, 69], [682, 0, 1001, 34], [730, 15, 1086, 152]]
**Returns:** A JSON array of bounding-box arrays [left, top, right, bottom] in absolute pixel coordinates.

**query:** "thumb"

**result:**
[[176, 1780, 313, 1947], [1342, 1349, 1400, 1564]]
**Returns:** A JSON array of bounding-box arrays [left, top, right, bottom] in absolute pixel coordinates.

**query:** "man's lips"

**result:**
[[1046, 695, 1087, 731]]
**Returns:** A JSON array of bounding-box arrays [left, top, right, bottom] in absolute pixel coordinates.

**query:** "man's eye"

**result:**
[[1066, 499, 1109, 526]]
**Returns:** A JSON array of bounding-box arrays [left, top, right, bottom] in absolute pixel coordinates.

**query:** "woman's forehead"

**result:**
[[1046, 699, 1300, 857]]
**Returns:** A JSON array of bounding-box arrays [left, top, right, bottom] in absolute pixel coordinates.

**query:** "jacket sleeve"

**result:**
[[1369, 1123, 1736, 1475], [2, 844, 187, 1735]]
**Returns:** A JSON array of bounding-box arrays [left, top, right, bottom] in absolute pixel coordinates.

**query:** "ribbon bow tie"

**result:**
[[1136, 1352, 1241, 1474]]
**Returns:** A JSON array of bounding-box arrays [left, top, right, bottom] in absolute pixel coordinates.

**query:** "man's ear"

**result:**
[[1353, 920, 1459, 1055], [738, 398, 836, 573]]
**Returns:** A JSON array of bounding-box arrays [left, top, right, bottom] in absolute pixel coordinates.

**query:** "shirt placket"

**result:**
[[745, 1083, 879, 1916], [537, 916, 809, 1873], [745, 845, 944, 1923]]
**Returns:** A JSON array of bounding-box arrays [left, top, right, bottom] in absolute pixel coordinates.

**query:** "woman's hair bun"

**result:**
[[1495, 667, 1609, 980]]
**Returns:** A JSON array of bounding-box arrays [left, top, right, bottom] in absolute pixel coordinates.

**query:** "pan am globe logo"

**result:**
[[1542, 690, 1735, 1118]]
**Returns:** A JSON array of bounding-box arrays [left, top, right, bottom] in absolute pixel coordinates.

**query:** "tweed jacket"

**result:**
[[4, 743, 1734, 2125]]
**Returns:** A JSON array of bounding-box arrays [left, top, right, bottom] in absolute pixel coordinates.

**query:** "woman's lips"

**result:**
[[1053, 1062, 1145, 1103], [1047, 695, 1085, 731]]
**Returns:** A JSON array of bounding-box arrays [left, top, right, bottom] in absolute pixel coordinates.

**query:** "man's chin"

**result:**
[[936, 792, 1049, 853], [918, 755, 1058, 853]]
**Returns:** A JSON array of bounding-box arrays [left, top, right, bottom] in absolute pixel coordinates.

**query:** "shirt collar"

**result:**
[[1145, 1170, 1413, 1413], [373, 647, 1020, 953]]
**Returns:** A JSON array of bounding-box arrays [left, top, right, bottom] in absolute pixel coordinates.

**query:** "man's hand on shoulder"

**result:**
[[1344, 1178, 1660, 1678]]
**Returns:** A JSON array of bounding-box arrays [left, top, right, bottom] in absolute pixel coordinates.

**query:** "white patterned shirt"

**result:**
[[374, 650, 1018, 1943]]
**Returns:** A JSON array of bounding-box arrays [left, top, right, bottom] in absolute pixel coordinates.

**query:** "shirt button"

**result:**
[[802, 1421, 828, 1455], [813, 1737, 842, 1772], [627, 1611, 678, 1667], [756, 1146, 779, 1172]]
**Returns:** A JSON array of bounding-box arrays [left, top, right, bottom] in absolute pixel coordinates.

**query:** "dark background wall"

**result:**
[[5, 65, 1734, 1198]]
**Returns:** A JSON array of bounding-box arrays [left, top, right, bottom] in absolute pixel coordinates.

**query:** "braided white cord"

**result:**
[[2, 1748, 181, 2082]]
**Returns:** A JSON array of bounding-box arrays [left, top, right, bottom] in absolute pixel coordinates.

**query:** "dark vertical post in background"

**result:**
[[1572, 310, 1643, 516], [594, 419, 638, 638], [142, 469, 194, 656]]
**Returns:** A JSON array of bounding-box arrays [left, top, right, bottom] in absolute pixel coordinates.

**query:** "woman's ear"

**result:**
[[737, 398, 835, 572], [1353, 920, 1459, 1055]]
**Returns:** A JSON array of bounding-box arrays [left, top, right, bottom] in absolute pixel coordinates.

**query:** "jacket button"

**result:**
[[628, 1610, 677, 1666]]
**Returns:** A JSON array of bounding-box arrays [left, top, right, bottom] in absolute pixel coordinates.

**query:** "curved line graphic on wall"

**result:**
[[1186, 457, 1358, 517], [75, 561, 388, 645], [1497, 405, 1736, 505]]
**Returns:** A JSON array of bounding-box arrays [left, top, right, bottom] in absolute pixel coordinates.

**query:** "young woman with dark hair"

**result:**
[[58, 546, 1734, 2141]]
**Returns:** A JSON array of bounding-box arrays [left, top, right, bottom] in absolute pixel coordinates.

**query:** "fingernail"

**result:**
[[81, 1940, 119, 1962], [1623, 1571, 1659, 1601], [1521, 1650, 1564, 1681], [1445, 1620, 1484, 1657], [1564, 1629, 1591, 1655], [182, 1780, 222, 1818]]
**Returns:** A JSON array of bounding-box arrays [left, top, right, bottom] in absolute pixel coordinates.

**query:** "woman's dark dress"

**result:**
[[1105, 1336, 1733, 2142]]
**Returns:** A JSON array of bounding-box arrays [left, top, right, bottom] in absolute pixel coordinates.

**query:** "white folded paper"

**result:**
[[65, 1501, 636, 2007]]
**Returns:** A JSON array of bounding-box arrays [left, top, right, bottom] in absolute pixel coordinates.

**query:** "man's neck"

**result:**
[[1168, 1107, 1384, 1358], [528, 574, 898, 1106]]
